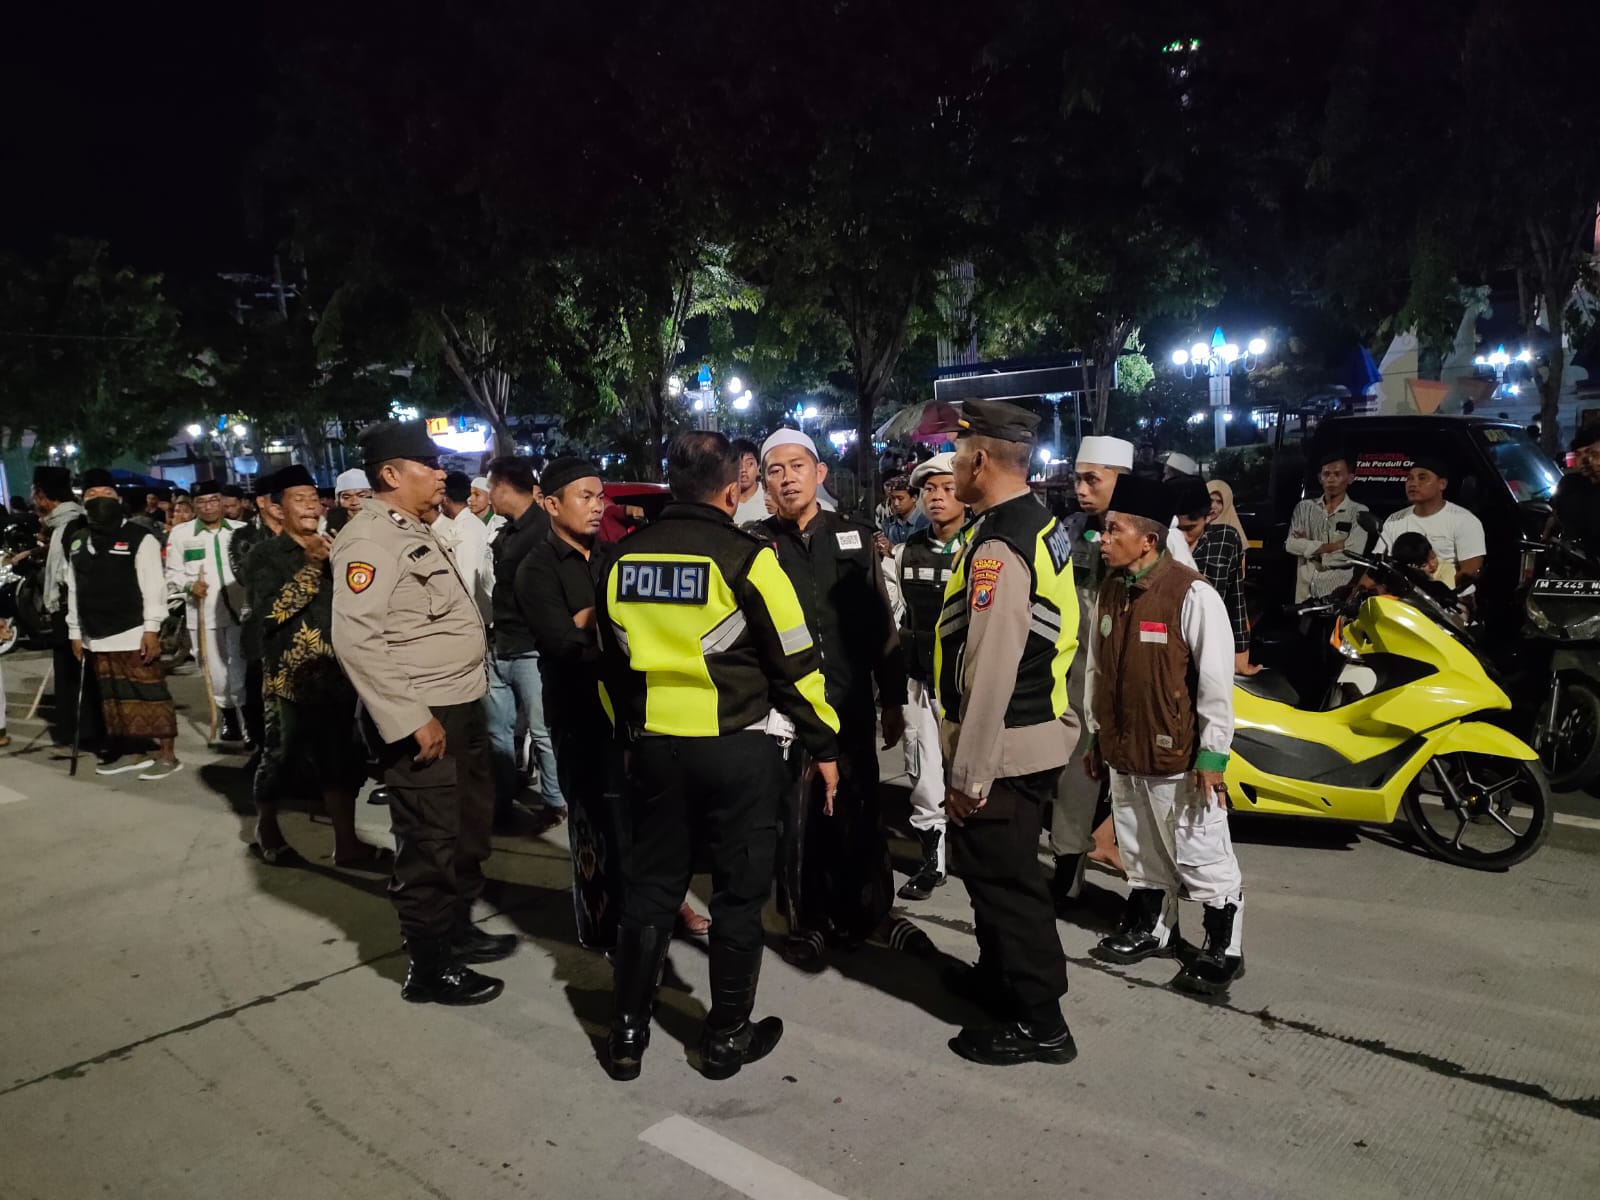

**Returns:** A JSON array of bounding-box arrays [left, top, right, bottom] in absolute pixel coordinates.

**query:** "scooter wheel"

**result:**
[[1541, 680, 1600, 794], [1402, 754, 1552, 871]]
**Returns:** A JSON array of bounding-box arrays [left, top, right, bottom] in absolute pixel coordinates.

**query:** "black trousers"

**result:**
[[620, 732, 783, 958], [369, 702, 493, 949], [48, 641, 102, 749], [949, 767, 1068, 1025], [780, 729, 892, 943], [555, 722, 625, 950]]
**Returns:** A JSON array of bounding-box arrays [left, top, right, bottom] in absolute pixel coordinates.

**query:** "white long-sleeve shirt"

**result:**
[[444, 507, 495, 626], [67, 532, 167, 651], [165, 518, 245, 629], [1084, 572, 1235, 772]]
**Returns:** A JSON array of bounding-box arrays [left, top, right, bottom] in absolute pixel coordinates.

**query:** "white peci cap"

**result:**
[[1163, 452, 1200, 478], [470, 475, 491, 493], [1075, 436, 1134, 471], [760, 428, 820, 463], [334, 468, 371, 495]]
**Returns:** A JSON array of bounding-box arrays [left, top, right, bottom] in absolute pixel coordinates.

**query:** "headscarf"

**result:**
[[1207, 479, 1247, 544]]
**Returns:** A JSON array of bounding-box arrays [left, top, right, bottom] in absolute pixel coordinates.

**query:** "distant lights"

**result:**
[[1171, 349, 1190, 367], [185, 423, 203, 438]]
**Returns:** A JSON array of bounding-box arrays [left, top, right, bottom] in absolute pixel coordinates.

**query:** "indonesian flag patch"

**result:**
[[1139, 621, 1168, 644], [345, 561, 377, 593]]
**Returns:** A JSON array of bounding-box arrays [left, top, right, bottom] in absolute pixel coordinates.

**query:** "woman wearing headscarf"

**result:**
[[1207, 481, 1248, 557]]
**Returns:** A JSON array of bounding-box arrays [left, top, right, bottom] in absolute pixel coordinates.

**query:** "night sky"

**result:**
[[1, 7, 266, 275]]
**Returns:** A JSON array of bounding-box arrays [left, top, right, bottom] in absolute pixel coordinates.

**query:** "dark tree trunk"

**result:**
[[1091, 317, 1134, 433]]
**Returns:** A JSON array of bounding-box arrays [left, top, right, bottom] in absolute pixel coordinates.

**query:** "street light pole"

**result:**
[[1172, 328, 1268, 453]]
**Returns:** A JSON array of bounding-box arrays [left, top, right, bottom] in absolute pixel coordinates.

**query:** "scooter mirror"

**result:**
[[1356, 511, 1382, 537]]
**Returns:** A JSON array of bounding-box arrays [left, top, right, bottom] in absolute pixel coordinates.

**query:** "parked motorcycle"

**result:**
[[1521, 534, 1600, 792], [1227, 514, 1550, 870]]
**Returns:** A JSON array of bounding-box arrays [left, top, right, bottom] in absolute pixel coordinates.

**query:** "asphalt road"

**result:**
[[2, 649, 1598, 1200]]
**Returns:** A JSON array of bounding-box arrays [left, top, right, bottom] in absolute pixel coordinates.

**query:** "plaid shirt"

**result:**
[[1192, 525, 1248, 652]]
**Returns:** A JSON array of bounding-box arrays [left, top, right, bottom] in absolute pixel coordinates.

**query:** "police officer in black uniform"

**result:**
[[755, 429, 907, 968], [596, 431, 841, 1082]]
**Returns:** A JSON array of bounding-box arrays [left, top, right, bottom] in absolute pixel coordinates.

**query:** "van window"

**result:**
[[1475, 426, 1561, 502]]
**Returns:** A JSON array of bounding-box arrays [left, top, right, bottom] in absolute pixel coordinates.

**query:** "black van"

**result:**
[[1243, 414, 1564, 631]]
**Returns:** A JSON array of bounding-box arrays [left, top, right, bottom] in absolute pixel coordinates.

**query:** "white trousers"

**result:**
[[901, 679, 947, 837], [190, 621, 247, 712], [1110, 768, 1244, 951]]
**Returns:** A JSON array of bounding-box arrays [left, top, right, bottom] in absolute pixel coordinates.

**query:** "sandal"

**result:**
[[676, 901, 711, 937], [780, 931, 827, 973], [247, 842, 307, 868]]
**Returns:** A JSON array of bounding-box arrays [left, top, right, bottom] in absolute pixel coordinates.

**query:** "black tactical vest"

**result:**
[[68, 522, 152, 639], [898, 530, 960, 682]]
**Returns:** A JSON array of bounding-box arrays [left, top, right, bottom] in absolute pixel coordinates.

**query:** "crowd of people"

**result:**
[[14, 401, 1594, 1080]]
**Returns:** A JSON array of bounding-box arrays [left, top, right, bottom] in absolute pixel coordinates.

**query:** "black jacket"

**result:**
[[489, 502, 551, 655], [755, 508, 907, 730]]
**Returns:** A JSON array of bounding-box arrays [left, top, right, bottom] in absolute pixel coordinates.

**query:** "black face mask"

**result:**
[[85, 497, 125, 532]]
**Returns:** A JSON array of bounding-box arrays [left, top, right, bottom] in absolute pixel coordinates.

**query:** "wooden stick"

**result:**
[[24, 660, 52, 721], [195, 566, 219, 743]]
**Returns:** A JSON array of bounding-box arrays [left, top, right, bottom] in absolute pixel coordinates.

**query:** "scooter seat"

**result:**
[[1235, 669, 1304, 708]]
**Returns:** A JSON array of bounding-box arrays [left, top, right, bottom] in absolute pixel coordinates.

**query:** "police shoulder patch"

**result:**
[[970, 555, 1003, 611], [345, 561, 376, 593]]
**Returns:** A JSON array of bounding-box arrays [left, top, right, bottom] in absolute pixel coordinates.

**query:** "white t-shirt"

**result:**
[[1381, 502, 1486, 588], [733, 491, 771, 525]]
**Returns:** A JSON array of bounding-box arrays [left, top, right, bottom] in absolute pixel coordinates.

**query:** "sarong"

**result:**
[[94, 650, 177, 740]]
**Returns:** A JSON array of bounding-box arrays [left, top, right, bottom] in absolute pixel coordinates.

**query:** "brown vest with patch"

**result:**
[[1092, 554, 1202, 776]]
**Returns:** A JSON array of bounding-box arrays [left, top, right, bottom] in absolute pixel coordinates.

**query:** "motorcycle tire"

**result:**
[[1541, 680, 1600, 794], [0, 617, 17, 656], [1401, 754, 1552, 871]]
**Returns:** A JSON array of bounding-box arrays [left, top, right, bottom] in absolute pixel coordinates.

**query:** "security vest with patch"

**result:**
[[935, 492, 1079, 728], [69, 521, 152, 639], [597, 502, 840, 757], [898, 529, 962, 682]]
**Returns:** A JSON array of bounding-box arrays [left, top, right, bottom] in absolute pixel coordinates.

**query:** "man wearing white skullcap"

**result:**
[[1162, 452, 1201, 481], [755, 424, 906, 968], [334, 468, 373, 516], [470, 474, 506, 535]]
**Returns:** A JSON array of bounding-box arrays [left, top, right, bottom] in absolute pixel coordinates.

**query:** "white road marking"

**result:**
[[0, 783, 26, 805], [1553, 811, 1600, 831], [639, 1115, 848, 1200]]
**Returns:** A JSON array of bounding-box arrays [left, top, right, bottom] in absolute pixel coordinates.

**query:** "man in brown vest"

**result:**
[[1082, 474, 1246, 997]]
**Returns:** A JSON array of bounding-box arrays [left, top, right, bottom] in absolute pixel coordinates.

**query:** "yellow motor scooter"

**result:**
[[1228, 523, 1550, 870]]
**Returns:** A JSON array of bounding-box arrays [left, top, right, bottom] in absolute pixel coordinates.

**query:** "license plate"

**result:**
[[1532, 578, 1600, 597]]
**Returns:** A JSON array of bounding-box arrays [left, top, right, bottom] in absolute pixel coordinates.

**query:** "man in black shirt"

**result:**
[[1551, 424, 1600, 560], [756, 428, 908, 968], [514, 457, 620, 948], [483, 456, 564, 823]]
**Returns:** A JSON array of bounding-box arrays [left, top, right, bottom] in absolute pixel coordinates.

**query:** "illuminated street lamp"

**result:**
[[1171, 327, 1268, 451]]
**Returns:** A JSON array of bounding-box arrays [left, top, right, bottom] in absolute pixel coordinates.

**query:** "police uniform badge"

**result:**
[[346, 561, 376, 593]]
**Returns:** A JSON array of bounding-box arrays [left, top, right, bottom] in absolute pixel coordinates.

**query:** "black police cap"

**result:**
[[359, 419, 445, 470], [955, 399, 1039, 445]]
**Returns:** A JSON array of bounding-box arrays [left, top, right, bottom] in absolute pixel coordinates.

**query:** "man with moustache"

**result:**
[[244, 464, 389, 868], [756, 428, 907, 968], [166, 479, 250, 745]]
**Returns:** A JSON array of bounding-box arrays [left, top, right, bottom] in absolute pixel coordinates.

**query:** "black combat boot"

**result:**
[[698, 944, 783, 1081], [1092, 887, 1173, 964], [896, 827, 947, 901], [451, 923, 519, 964], [1049, 853, 1085, 912], [400, 939, 504, 1005], [606, 925, 672, 1081], [219, 707, 245, 745], [1172, 902, 1245, 998]]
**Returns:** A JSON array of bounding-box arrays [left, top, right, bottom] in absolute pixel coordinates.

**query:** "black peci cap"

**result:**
[[79, 467, 116, 490], [1109, 473, 1175, 525], [192, 479, 222, 497], [539, 456, 602, 495], [272, 464, 317, 492]]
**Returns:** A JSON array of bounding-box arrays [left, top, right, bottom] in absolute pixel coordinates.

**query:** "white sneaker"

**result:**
[[97, 757, 157, 776], [139, 760, 185, 781]]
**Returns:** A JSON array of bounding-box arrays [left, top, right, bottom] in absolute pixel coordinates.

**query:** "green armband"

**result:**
[[1194, 749, 1229, 773]]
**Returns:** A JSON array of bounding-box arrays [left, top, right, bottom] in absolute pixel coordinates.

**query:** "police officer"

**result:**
[[936, 400, 1081, 1066], [596, 431, 841, 1082], [332, 420, 514, 1006]]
